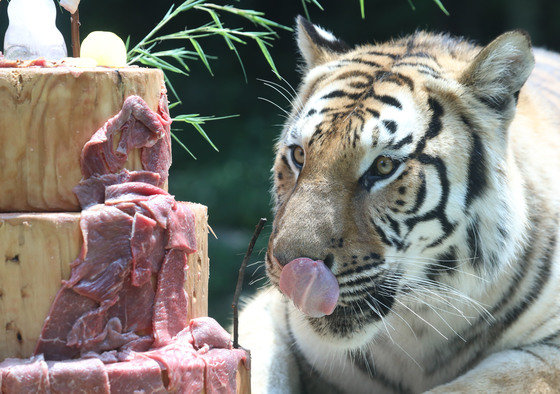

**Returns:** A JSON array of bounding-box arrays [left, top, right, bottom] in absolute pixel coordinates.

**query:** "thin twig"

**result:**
[[71, 9, 81, 57], [232, 217, 267, 348]]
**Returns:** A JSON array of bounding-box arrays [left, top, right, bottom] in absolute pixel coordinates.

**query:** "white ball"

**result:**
[[80, 31, 127, 67]]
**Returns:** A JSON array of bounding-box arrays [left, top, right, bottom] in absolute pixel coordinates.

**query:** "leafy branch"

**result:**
[[128, 0, 291, 86], [171, 114, 238, 159], [127, 0, 291, 157]]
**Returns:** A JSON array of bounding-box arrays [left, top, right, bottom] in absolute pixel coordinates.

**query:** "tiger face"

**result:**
[[265, 18, 534, 348]]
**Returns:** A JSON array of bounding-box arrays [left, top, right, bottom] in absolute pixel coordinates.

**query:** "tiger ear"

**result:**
[[296, 16, 350, 70], [460, 31, 534, 110]]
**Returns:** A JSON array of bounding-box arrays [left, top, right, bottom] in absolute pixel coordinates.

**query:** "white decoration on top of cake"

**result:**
[[3, 0, 67, 60]]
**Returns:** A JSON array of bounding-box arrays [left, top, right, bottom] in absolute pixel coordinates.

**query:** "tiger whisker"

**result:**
[[385, 253, 480, 266], [393, 340, 423, 370], [249, 276, 268, 286], [403, 285, 476, 323], [247, 260, 264, 268], [386, 257, 488, 282], [257, 78, 296, 101], [260, 79, 301, 114], [377, 281, 472, 321], [387, 272, 492, 310], [394, 275, 494, 322], [364, 298, 396, 343], [263, 79, 305, 120], [257, 96, 292, 117], [279, 77, 300, 102], [392, 289, 466, 342], [367, 292, 417, 340], [394, 299, 448, 340]]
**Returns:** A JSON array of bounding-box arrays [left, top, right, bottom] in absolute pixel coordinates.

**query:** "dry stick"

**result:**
[[232, 217, 267, 348], [71, 9, 81, 57]]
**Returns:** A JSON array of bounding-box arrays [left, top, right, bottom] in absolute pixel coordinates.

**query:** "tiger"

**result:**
[[239, 16, 560, 393]]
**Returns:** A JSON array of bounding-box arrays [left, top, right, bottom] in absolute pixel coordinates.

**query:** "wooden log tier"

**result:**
[[0, 67, 165, 212], [0, 203, 209, 360]]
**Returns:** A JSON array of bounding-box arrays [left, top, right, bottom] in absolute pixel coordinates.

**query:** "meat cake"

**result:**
[[0, 64, 250, 392]]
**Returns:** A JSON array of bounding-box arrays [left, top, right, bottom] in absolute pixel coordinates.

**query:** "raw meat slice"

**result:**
[[67, 302, 111, 349], [202, 348, 249, 394], [138, 342, 204, 394], [131, 213, 165, 286], [80, 96, 170, 180], [48, 358, 110, 394], [105, 182, 169, 206], [119, 335, 154, 354], [72, 258, 130, 303], [0, 355, 49, 393], [105, 358, 167, 394], [108, 275, 155, 334], [190, 318, 232, 351], [153, 250, 189, 347], [139, 194, 176, 228], [82, 350, 119, 364], [114, 201, 147, 217], [74, 170, 161, 209], [140, 95, 172, 184], [67, 206, 133, 291], [35, 288, 98, 360], [69, 316, 140, 355], [167, 203, 197, 253]]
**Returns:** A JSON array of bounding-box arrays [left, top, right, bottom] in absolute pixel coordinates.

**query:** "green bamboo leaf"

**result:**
[[198, 4, 290, 32], [407, 0, 416, 10], [299, 0, 324, 20], [192, 123, 219, 151], [174, 114, 238, 122], [311, 0, 324, 11], [301, 0, 310, 20], [359, 0, 365, 18], [189, 38, 214, 75], [171, 131, 196, 159], [135, 49, 188, 75], [164, 73, 182, 106], [432, 0, 449, 15], [255, 38, 280, 79]]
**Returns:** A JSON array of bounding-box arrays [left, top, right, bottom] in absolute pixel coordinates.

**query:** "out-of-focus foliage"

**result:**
[[2, 0, 560, 325]]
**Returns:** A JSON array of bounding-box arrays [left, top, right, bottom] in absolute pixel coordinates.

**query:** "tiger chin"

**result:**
[[240, 16, 560, 394]]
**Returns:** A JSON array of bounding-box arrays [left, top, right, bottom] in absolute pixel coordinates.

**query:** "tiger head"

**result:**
[[265, 17, 534, 348]]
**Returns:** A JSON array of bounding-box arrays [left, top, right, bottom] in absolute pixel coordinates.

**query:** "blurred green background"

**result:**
[[2, 0, 560, 326]]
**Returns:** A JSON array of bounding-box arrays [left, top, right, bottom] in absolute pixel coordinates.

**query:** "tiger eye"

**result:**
[[291, 145, 305, 168], [375, 156, 394, 175]]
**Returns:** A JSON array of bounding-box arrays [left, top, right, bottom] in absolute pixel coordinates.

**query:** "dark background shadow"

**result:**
[[2, 0, 559, 326]]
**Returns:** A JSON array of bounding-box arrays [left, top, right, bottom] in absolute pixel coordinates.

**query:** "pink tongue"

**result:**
[[279, 258, 339, 318]]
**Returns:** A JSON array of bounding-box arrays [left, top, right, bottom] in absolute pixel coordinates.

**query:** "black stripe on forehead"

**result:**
[[414, 96, 444, 155], [388, 134, 413, 150], [375, 71, 415, 90], [319, 88, 403, 110]]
